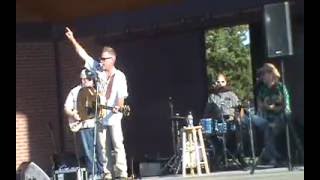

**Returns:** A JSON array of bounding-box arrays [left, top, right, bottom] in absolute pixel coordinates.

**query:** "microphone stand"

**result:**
[[280, 61, 293, 171], [169, 97, 175, 153], [247, 102, 256, 174], [92, 78, 100, 180]]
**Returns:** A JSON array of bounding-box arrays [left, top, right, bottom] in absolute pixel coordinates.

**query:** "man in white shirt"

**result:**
[[64, 69, 104, 179], [65, 27, 129, 180]]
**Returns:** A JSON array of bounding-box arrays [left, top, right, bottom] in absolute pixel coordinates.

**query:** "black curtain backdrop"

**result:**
[[108, 30, 208, 161]]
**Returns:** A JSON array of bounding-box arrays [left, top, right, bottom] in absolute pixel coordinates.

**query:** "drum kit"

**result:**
[[199, 117, 246, 170], [162, 99, 255, 174], [199, 118, 237, 135]]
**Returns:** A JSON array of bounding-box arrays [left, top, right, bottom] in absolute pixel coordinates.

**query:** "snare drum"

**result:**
[[199, 118, 213, 135], [212, 119, 227, 134]]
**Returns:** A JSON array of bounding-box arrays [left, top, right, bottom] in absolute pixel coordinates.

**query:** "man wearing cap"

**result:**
[[64, 69, 104, 179], [65, 27, 129, 180]]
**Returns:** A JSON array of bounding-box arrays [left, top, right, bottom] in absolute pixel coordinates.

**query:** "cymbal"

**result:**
[[171, 116, 186, 120]]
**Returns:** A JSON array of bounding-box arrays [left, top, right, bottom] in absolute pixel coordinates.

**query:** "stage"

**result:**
[[142, 166, 304, 180]]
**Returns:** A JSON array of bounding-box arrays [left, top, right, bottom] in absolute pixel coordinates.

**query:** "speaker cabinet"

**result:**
[[53, 167, 87, 180], [18, 162, 50, 180], [264, 1, 293, 58]]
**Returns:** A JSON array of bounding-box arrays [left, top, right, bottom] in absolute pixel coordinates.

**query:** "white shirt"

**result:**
[[64, 85, 96, 130], [64, 85, 82, 113], [81, 52, 128, 126]]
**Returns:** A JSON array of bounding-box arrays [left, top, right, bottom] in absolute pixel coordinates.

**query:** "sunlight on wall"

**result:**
[[16, 112, 30, 169]]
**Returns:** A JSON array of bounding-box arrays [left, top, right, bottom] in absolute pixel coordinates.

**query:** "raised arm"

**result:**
[[65, 27, 95, 67]]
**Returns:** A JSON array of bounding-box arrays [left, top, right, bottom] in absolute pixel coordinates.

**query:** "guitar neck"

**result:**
[[100, 105, 114, 110], [99, 105, 130, 117]]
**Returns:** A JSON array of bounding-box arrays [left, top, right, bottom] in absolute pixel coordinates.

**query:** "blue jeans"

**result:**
[[243, 114, 268, 130], [80, 128, 104, 175], [243, 113, 285, 162]]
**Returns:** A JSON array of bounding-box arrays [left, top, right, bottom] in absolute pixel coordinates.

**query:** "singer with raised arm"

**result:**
[[65, 27, 129, 180]]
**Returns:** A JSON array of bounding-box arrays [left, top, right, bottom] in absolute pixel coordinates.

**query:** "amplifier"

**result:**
[[139, 162, 162, 177], [53, 167, 87, 180]]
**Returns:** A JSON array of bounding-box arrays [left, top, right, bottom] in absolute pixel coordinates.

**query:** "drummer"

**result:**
[[204, 73, 240, 121], [203, 73, 247, 168]]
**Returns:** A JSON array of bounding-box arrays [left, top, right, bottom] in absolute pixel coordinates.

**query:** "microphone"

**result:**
[[168, 97, 173, 107], [168, 97, 174, 117]]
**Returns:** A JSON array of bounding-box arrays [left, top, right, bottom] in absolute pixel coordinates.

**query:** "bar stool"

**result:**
[[181, 126, 210, 176]]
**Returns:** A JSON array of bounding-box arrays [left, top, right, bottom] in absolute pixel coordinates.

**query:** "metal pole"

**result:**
[[280, 61, 293, 171], [169, 97, 176, 153], [247, 103, 256, 174], [92, 83, 100, 179]]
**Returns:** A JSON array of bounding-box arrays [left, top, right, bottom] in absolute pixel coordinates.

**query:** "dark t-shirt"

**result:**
[[257, 82, 291, 119]]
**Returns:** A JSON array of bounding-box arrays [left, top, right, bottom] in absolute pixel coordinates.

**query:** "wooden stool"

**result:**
[[181, 126, 210, 176]]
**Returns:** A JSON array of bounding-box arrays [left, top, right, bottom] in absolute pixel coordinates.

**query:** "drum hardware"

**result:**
[[220, 103, 245, 169], [161, 97, 185, 174], [199, 117, 245, 170], [218, 120, 243, 169], [242, 103, 257, 174], [162, 113, 188, 174]]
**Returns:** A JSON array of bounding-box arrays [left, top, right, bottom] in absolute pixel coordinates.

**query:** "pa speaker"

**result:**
[[264, 1, 293, 58], [17, 161, 50, 180]]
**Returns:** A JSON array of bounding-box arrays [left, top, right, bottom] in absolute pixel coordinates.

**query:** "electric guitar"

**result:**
[[69, 105, 131, 132]]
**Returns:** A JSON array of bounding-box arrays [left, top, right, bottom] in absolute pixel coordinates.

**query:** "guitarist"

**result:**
[[256, 63, 292, 167], [64, 69, 104, 179], [66, 27, 129, 180]]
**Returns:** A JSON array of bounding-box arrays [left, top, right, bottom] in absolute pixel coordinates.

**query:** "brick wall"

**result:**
[[16, 36, 101, 172], [16, 42, 59, 170]]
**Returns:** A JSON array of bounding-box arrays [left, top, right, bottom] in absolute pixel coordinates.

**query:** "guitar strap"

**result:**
[[106, 73, 115, 103]]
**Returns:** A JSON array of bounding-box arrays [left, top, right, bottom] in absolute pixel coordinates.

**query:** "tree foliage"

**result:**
[[205, 25, 253, 101]]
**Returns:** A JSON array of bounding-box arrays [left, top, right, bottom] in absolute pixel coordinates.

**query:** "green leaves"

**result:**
[[205, 25, 253, 101]]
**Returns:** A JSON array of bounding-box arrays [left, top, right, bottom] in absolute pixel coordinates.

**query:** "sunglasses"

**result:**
[[100, 57, 112, 61], [217, 81, 225, 83]]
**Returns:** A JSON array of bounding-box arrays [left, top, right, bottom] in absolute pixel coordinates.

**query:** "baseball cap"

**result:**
[[80, 69, 94, 80]]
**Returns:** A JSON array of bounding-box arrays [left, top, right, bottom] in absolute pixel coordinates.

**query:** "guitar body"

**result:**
[[77, 87, 131, 119], [68, 117, 96, 133], [68, 104, 130, 133]]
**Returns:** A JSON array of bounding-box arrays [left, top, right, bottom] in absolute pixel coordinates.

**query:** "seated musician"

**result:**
[[203, 73, 247, 167], [64, 69, 104, 179], [204, 73, 239, 120], [255, 63, 292, 167]]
